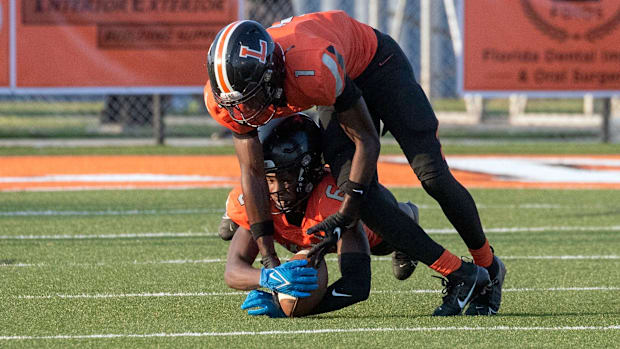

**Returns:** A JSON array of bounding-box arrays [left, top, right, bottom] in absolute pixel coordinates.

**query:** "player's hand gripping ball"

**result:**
[[277, 250, 329, 317]]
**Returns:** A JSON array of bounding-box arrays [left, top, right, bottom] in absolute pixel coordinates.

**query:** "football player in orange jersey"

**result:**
[[226, 114, 418, 317], [205, 11, 505, 316]]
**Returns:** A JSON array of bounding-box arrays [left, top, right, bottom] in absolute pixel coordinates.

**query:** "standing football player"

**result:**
[[205, 11, 505, 316]]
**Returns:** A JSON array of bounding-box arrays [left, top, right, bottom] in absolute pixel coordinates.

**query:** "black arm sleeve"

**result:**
[[307, 253, 371, 315], [333, 75, 362, 113]]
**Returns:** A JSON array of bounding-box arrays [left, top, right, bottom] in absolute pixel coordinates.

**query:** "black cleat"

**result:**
[[391, 201, 420, 280], [432, 260, 491, 316], [218, 215, 239, 241], [465, 255, 506, 316]]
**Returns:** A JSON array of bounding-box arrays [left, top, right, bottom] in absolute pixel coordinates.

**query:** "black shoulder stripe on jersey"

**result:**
[[327, 45, 345, 71]]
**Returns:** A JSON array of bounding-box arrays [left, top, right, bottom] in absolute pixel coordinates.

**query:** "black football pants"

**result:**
[[319, 30, 487, 265]]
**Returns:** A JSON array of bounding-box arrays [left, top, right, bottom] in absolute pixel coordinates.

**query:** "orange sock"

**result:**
[[469, 239, 493, 268], [429, 250, 462, 276]]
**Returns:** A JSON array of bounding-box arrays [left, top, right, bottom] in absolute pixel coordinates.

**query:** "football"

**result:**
[[277, 249, 328, 317]]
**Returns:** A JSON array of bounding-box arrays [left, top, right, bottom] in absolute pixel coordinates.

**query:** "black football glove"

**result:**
[[306, 213, 355, 267]]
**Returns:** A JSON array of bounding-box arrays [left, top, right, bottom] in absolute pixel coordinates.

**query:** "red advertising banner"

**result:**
[[0, 0, 9, 87], [2, 0, 239, 93], [462, 0, 620, 95]]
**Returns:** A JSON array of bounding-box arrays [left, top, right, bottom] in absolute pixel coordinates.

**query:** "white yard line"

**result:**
[[371, 255, 620, 261], [0, 232, 214, 240], [0, 208, 222, 217], [0, 203, 607, 217], [2, 255, 618, 268], [15, 286, 620, 300], [427, 226, 620, 234], [2, 225, 620, 240], [0, 174, 236, 183], [1, 325, 619, 341]]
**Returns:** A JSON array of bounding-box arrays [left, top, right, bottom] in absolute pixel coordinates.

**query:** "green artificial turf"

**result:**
[[1, 187, 618, 348]]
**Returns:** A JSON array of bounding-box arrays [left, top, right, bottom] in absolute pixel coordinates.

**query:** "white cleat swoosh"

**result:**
[[457, 273, 478, 309]]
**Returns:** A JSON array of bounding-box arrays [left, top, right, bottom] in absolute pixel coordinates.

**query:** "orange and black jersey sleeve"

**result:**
[[204, 11, 378, 134], [225, 186, 252, 231], [268, 11, 377, 112]]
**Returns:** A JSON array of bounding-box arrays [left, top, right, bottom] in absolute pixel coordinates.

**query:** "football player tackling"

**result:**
[[224, 114, 418, 317], [205, 11, 505, 316]]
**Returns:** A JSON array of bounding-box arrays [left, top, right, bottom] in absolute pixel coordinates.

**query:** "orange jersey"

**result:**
[[205, 10, 378, 134], [225, 175, 383, 253]]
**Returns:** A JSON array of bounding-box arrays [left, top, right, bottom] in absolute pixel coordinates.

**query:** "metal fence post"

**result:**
[[153, 94, 165, 145], [601, 97, 610, 143], [420, 0, 431, 97]]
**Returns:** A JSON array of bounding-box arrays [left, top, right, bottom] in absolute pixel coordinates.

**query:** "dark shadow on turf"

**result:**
[[310, 310, 620, 319], [306, 314, 430, 320]]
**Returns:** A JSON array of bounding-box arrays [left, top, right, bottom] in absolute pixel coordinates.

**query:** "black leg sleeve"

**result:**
[[421, 171, 487, 250], [307, 253, 371, 315], [359, 183, 444, 265], [319, 91, 445, 266]]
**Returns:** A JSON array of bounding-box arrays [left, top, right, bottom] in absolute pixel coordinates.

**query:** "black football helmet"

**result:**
[[207, 20, 285, 127], [260, 114, 324, 213]]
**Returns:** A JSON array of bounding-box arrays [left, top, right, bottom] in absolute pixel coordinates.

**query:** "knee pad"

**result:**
[[420, 171, 457, 199]]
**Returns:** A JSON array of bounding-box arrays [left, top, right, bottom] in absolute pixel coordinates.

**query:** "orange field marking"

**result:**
[[1, 154, 619, 191]]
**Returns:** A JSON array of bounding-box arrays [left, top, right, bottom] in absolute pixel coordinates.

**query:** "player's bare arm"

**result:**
[[305, 96, 379, 260], [232, 133, 280, 267], [225, 225, 318, 298], [224, 226, 261, 290], [335, 96, 381, 219]]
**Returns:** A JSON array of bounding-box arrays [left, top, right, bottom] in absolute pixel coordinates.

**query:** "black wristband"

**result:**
[[340, 180, 369, 199], [250, 221, 275, 240]]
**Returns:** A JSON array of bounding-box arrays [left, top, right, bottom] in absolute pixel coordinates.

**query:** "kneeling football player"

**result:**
[[223, 114, 418, 317]]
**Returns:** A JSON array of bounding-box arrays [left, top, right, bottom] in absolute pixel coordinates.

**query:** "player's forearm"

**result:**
[[239, 163, 272, 225], [349, 134, 379, 184], [339, 138, 379, 218], [224, 260, 262, 291], [336, 98, 380, 218], [239, 170, 278, 261], [339, 98, 380, 182], [234, 135, 278, 259]]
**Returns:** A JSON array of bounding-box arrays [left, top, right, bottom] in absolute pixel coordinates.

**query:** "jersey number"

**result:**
[[325, 185, 345, 201]]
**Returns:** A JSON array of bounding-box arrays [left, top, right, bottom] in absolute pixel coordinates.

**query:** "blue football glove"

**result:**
[[259, 259, 318, 298], [241, 290, 286, 318]]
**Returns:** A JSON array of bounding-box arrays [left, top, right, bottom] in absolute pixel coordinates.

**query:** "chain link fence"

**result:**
[[0, 0, 615, 142]]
